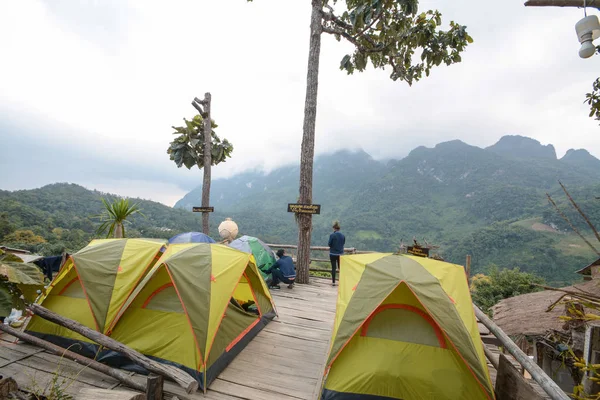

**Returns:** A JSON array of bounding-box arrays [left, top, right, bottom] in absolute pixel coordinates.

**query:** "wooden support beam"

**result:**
[[525, 0, 600, 7], [29, 303, 198, 394], [266, 244, 357, 253], [0, 323, 147, 392], [495, 353, 544, 400], [474, 305, 570, 400], [78, 388, 144, 400], [145, 374, 164, 400]]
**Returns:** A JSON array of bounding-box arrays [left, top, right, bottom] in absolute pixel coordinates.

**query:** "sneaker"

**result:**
[[332, 282, 337, 287], [269, 285, 281, 290], [287, 283, 294, 289]]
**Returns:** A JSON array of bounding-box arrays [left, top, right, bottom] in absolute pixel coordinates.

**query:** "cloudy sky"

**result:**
[[1, 0, 599, 206]]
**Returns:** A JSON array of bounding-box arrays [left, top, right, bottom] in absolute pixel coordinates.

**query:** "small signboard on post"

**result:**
[[287, 203, 321, 215], [192, 207, 214, 213], [407, 246, 429, 258]]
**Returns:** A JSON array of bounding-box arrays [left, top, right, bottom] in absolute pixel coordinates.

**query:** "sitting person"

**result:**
[[266, 249, 296, 289]]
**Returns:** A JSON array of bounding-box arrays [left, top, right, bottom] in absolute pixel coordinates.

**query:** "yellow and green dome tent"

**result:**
[[26, 238, 166, 345], [102, 243, 276, 391], [321, 253, 495, 400]]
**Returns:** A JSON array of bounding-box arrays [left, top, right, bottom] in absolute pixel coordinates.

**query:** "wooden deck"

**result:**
[[0, 278, 549, 399]]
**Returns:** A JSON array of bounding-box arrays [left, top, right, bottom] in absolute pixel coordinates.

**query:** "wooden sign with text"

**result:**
[[192, 207, 214, 213], [287, 203, 321, 215], [407, 246, 429, 258]]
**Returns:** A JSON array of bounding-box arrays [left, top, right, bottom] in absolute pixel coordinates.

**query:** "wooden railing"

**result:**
[[265, 244, 375, 273]]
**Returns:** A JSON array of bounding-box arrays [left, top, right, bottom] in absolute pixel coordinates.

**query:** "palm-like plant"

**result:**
[[94, 198, 145, 238]]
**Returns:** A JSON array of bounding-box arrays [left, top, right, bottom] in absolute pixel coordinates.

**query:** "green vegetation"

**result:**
[[167, 115, 233, 170], [1, 136, 599, 287], [94, 198, 145, 238], [0, 249, 45, 316], [470, 266, 545, 315]]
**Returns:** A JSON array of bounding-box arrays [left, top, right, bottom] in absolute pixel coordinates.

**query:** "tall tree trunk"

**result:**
[[114, 222, 123, 239], [296, 1, 323, 284], [202, 92, 212, 235]]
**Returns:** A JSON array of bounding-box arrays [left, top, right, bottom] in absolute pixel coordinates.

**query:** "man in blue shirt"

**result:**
[[266, 249, 296, 290], [328, 221, 345, 287]]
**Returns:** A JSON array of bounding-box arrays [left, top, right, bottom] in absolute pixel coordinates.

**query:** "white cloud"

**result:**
[[1, 0, 599, 205]]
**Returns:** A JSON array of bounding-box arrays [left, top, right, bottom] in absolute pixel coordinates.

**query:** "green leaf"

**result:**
[[340, 54, 351, 69], [0, 284, 12, 316]]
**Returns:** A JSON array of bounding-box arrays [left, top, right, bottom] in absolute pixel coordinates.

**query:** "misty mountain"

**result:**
[[175, 135, 600, 285], [2, 136, 599, 287]]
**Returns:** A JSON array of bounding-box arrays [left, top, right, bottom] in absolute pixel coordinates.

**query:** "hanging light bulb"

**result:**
[[575, 14, 600, 59]]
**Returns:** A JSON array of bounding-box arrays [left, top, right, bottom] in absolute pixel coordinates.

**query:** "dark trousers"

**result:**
[[271, 269, 294, 286], [330, 255, 340, 284]]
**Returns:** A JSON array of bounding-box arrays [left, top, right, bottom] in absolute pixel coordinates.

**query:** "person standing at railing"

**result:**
[[328, 221, 345, 287]]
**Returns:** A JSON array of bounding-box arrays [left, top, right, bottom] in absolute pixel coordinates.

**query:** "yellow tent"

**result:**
[[98, 243, 276, 391], [26, 238, 166, 351], [321, 253, 495, 400]]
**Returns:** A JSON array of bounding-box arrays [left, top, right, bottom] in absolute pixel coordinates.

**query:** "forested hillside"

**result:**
[[1, 135, 599, 286], [176, 135, 600, 285]]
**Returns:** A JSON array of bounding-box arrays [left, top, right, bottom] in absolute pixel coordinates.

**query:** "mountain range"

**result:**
[[175, 135, 600, 285], [1, 135, 599, 286]]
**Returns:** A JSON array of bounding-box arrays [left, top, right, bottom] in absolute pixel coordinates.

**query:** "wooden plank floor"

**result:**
[[0, 278, 552, 399], [0, 278, 337, 400]]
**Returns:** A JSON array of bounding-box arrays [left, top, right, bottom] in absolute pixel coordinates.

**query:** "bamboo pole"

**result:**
[[525, 0, 600, 6], [0, 323, 146, 392], [474, 305, 569, 400], [29, 304, 198, 393]]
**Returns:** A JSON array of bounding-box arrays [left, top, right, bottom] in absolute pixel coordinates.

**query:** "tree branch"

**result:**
[[193, 97, 207, 106], [191, 101, 206, 117], [525, 0, 600, 7], [546, 193, 600, 257], [559, 181, 600, 243], [352, 9, 384, 40], [322, 26, 380, 53]]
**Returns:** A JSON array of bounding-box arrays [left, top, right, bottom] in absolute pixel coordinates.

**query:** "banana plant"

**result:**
[[0, 249, 45, 316]]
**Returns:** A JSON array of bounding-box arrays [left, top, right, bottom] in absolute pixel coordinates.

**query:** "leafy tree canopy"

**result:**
[[4, 230, 46, 245], [323, 0, 472, 84], [471, 265, 545, 315], [167, 115, 233, 170]]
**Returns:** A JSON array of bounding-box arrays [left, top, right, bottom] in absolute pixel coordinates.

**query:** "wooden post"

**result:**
[[465, 254, 472, 281], [201, 92, 212, 236], [583, 324, 600, 395], [296, 0, 324, 285], [474, 305, 569, 400], [495, 353, 544, 400], [0, 323, 146, 392], [29, 304, 198, 394], [525, 0, 600, 6], [145, 374, 163, 400]]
